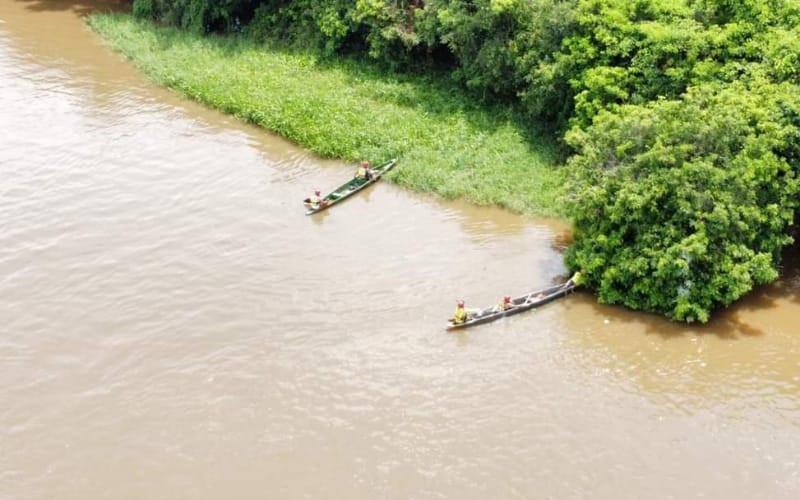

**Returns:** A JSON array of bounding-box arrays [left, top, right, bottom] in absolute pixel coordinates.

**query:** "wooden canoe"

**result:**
[[303, 159, 398, 215], [446, 278, 576, 331]]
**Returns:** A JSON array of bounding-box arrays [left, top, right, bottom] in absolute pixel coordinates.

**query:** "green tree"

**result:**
[[565, 81, 800, 321]]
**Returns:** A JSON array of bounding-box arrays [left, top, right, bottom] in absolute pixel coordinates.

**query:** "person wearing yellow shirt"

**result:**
[[452, 300, 470, 325]]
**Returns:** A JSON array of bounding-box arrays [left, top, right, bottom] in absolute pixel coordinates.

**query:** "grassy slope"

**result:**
[[89, 14, 566, 215]]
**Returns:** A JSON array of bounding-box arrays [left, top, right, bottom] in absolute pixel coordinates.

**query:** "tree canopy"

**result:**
[[131, 0, 800, 321]]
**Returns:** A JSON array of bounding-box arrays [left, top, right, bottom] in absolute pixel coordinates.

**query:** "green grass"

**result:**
[[88, 13, 567, 215]]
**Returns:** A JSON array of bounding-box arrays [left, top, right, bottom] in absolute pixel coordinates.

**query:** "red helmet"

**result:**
[[362, 160, 370, 167], [457, 300, 465, 308], [314, 190, 321, 196], [504, 295, 511, 303]]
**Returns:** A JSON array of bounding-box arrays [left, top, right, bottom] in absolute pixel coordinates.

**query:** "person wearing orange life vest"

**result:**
[[498, 295, 514, 311], [453, 300, 470, 324], [355, 160, 374, 181]]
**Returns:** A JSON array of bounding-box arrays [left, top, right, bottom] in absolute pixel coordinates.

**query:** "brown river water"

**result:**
[[1, 1, 799, 499]]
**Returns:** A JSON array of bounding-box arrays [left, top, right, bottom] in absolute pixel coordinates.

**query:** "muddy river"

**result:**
[[1, 1, 798, 498]]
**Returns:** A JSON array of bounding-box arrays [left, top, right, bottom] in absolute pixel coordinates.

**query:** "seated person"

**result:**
[[452, 300, 470, 324], [306, 189, 322, 207], [498, 295, 514, 311], [355, 160, 374, 181]]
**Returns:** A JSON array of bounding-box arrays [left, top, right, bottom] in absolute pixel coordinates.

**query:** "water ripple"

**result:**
[[1, 4, 799, 500]]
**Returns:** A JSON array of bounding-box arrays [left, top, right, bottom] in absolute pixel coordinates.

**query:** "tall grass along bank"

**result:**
[[88, 14, 564, 216], [107, 1, 800, 322]]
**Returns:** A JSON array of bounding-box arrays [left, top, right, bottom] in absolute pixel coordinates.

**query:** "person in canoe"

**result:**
[[306, 189, 321, 207], [452, 300, 472, 325], [355, 161, 374, 182], [498, 295, 514, 311], [305, 190, 327, 209]]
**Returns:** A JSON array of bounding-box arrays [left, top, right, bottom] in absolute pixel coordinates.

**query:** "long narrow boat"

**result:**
[[303, 159, 398, 215], [446, 277, 577, 331]]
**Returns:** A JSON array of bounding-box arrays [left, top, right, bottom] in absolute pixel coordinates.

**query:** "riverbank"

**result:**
[[87, 14, 566, 216]]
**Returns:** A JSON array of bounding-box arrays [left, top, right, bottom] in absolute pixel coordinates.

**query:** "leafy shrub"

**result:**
[[122, 0, 800, 320], [132, 0, 260, 33], [565, 81, 800, 321], [132, 0, 158, 20]]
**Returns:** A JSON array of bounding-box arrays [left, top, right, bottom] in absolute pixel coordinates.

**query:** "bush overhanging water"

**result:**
[[95, 0, 800, 321]]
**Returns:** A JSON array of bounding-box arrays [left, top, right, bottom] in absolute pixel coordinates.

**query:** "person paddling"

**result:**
[[453, 300, 470, 325], [355, 160, 374, 181]]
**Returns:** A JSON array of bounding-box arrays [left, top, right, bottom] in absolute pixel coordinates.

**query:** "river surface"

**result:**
[[1, 2, 799, 499]]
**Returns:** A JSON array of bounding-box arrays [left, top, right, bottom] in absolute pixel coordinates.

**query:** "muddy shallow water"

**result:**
[[1, 2, 798, 499]]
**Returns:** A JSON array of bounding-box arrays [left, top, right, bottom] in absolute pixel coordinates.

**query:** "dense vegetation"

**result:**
[[89, 14, 562, 213], [122, 0, 800, 322]]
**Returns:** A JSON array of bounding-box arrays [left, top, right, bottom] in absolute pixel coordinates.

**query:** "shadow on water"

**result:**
[[561, 286, 800, 403], [565, 239, 800, 341], [550, 228, 572, 253], [778, 241, 800, 302], [569, 290, 768, 341]]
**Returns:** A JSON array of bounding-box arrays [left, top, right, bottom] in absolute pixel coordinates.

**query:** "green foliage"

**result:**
[[416, 0, 526, 97], [132, 0, 581, 108], [132, 0, 158, 20], [119, 0, 800, 321], [244, 0, 429, 63], [89, 13, 562, 215], [565, 82, 800, 321], [132, 0, 259, 33]]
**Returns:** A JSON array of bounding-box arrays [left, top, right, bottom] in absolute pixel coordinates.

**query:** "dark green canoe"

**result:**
[[303, 159, 398, 215], [447, 278, 577, 331]]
